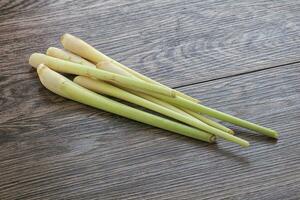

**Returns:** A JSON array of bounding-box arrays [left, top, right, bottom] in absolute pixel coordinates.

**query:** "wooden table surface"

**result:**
[[1, 1, 300, 199]]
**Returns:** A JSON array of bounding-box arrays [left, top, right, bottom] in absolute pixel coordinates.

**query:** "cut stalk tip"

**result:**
[[210, 135, 217, 143], [29, 53, 43, 68], [46, 47, 96, 68], [60, 33, 69, 43], [271, 131, 279, 139]]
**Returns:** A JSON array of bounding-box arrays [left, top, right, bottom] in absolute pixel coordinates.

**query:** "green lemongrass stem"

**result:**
[[133, 92, 191, 116], [44, 48, 218, 133], [96, 58, 233, 134], [48, 50, 232, 136], [113, 63, 201, 103], [182, 108, 234, 134], [74, 76, 249, 147], [47, 47, 96, 68], [129, 90, 234, 134], [47, 51, 212, 134], [49, 36, 233, 136], [96, 61, 174, 96], [29, 53, 176, 97], [60, 33, 199, 103], [148, 92, 279, 138], [37, 64, 215, 143]]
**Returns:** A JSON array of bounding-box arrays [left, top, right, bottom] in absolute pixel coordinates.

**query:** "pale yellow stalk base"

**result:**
[[47, 47, 96, 68]]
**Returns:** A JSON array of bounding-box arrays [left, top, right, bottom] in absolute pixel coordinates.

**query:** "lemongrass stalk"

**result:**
[[97, 61, 134, 77], [115, 63, 200, 102], [74, 76, 249, 147], [97, 61, 173, 96], [44, 48, 216, 133], [48, 48, 231, 136], [181, 108, 234, 134], [37, 64, 215, 143], [60, 33, 199, 103], [51, 36, 233, 136], [133, 92, 191, 116], [148, 92, 279, 138], [96, 58, 234, 134], [47, 47, 96, 68], [129, 90, 234, 134], [29, 53, 176, 97], [97, 61, 199, 103], [49, 51, 210, 133], [96, 61, 234, 134]]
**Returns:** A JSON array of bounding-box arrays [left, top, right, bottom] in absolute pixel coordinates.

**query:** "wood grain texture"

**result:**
[[0, 0, 300, 199], [1, 63, 300, 200], [0, 0, 300, 88]]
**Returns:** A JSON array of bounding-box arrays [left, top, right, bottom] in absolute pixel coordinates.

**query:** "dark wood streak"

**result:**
[[0, 0, 300, 199]]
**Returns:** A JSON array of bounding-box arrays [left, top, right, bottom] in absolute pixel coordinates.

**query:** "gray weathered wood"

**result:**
[[1, 62, 299, 199], [1, 0, 300, 199], [0, 0, 300, 88]]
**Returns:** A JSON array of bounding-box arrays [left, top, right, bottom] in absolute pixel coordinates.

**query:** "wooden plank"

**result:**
[[0, 0, 300, 89], [0, 62, 299, 199]]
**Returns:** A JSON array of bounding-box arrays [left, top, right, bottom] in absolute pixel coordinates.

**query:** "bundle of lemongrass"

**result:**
[[29, 33, 279, 147]]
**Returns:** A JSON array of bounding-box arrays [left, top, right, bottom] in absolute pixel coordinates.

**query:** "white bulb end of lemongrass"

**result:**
[[46, 47, 96, 68], [60, 33, 103, 63], [29, 53, 45, 68], [36, 64, 70, 99], [46, 47, 67, 59]]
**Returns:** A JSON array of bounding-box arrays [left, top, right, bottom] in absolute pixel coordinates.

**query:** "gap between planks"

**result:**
[[173, 60, 300, 89]]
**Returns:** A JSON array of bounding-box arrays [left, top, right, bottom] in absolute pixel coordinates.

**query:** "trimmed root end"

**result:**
[[46, 47, 56, 55], [60, 33, 70, 44], [209, 135, 217, 143], [29, 53, 43, 68], [59, 33, 68, 43]]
